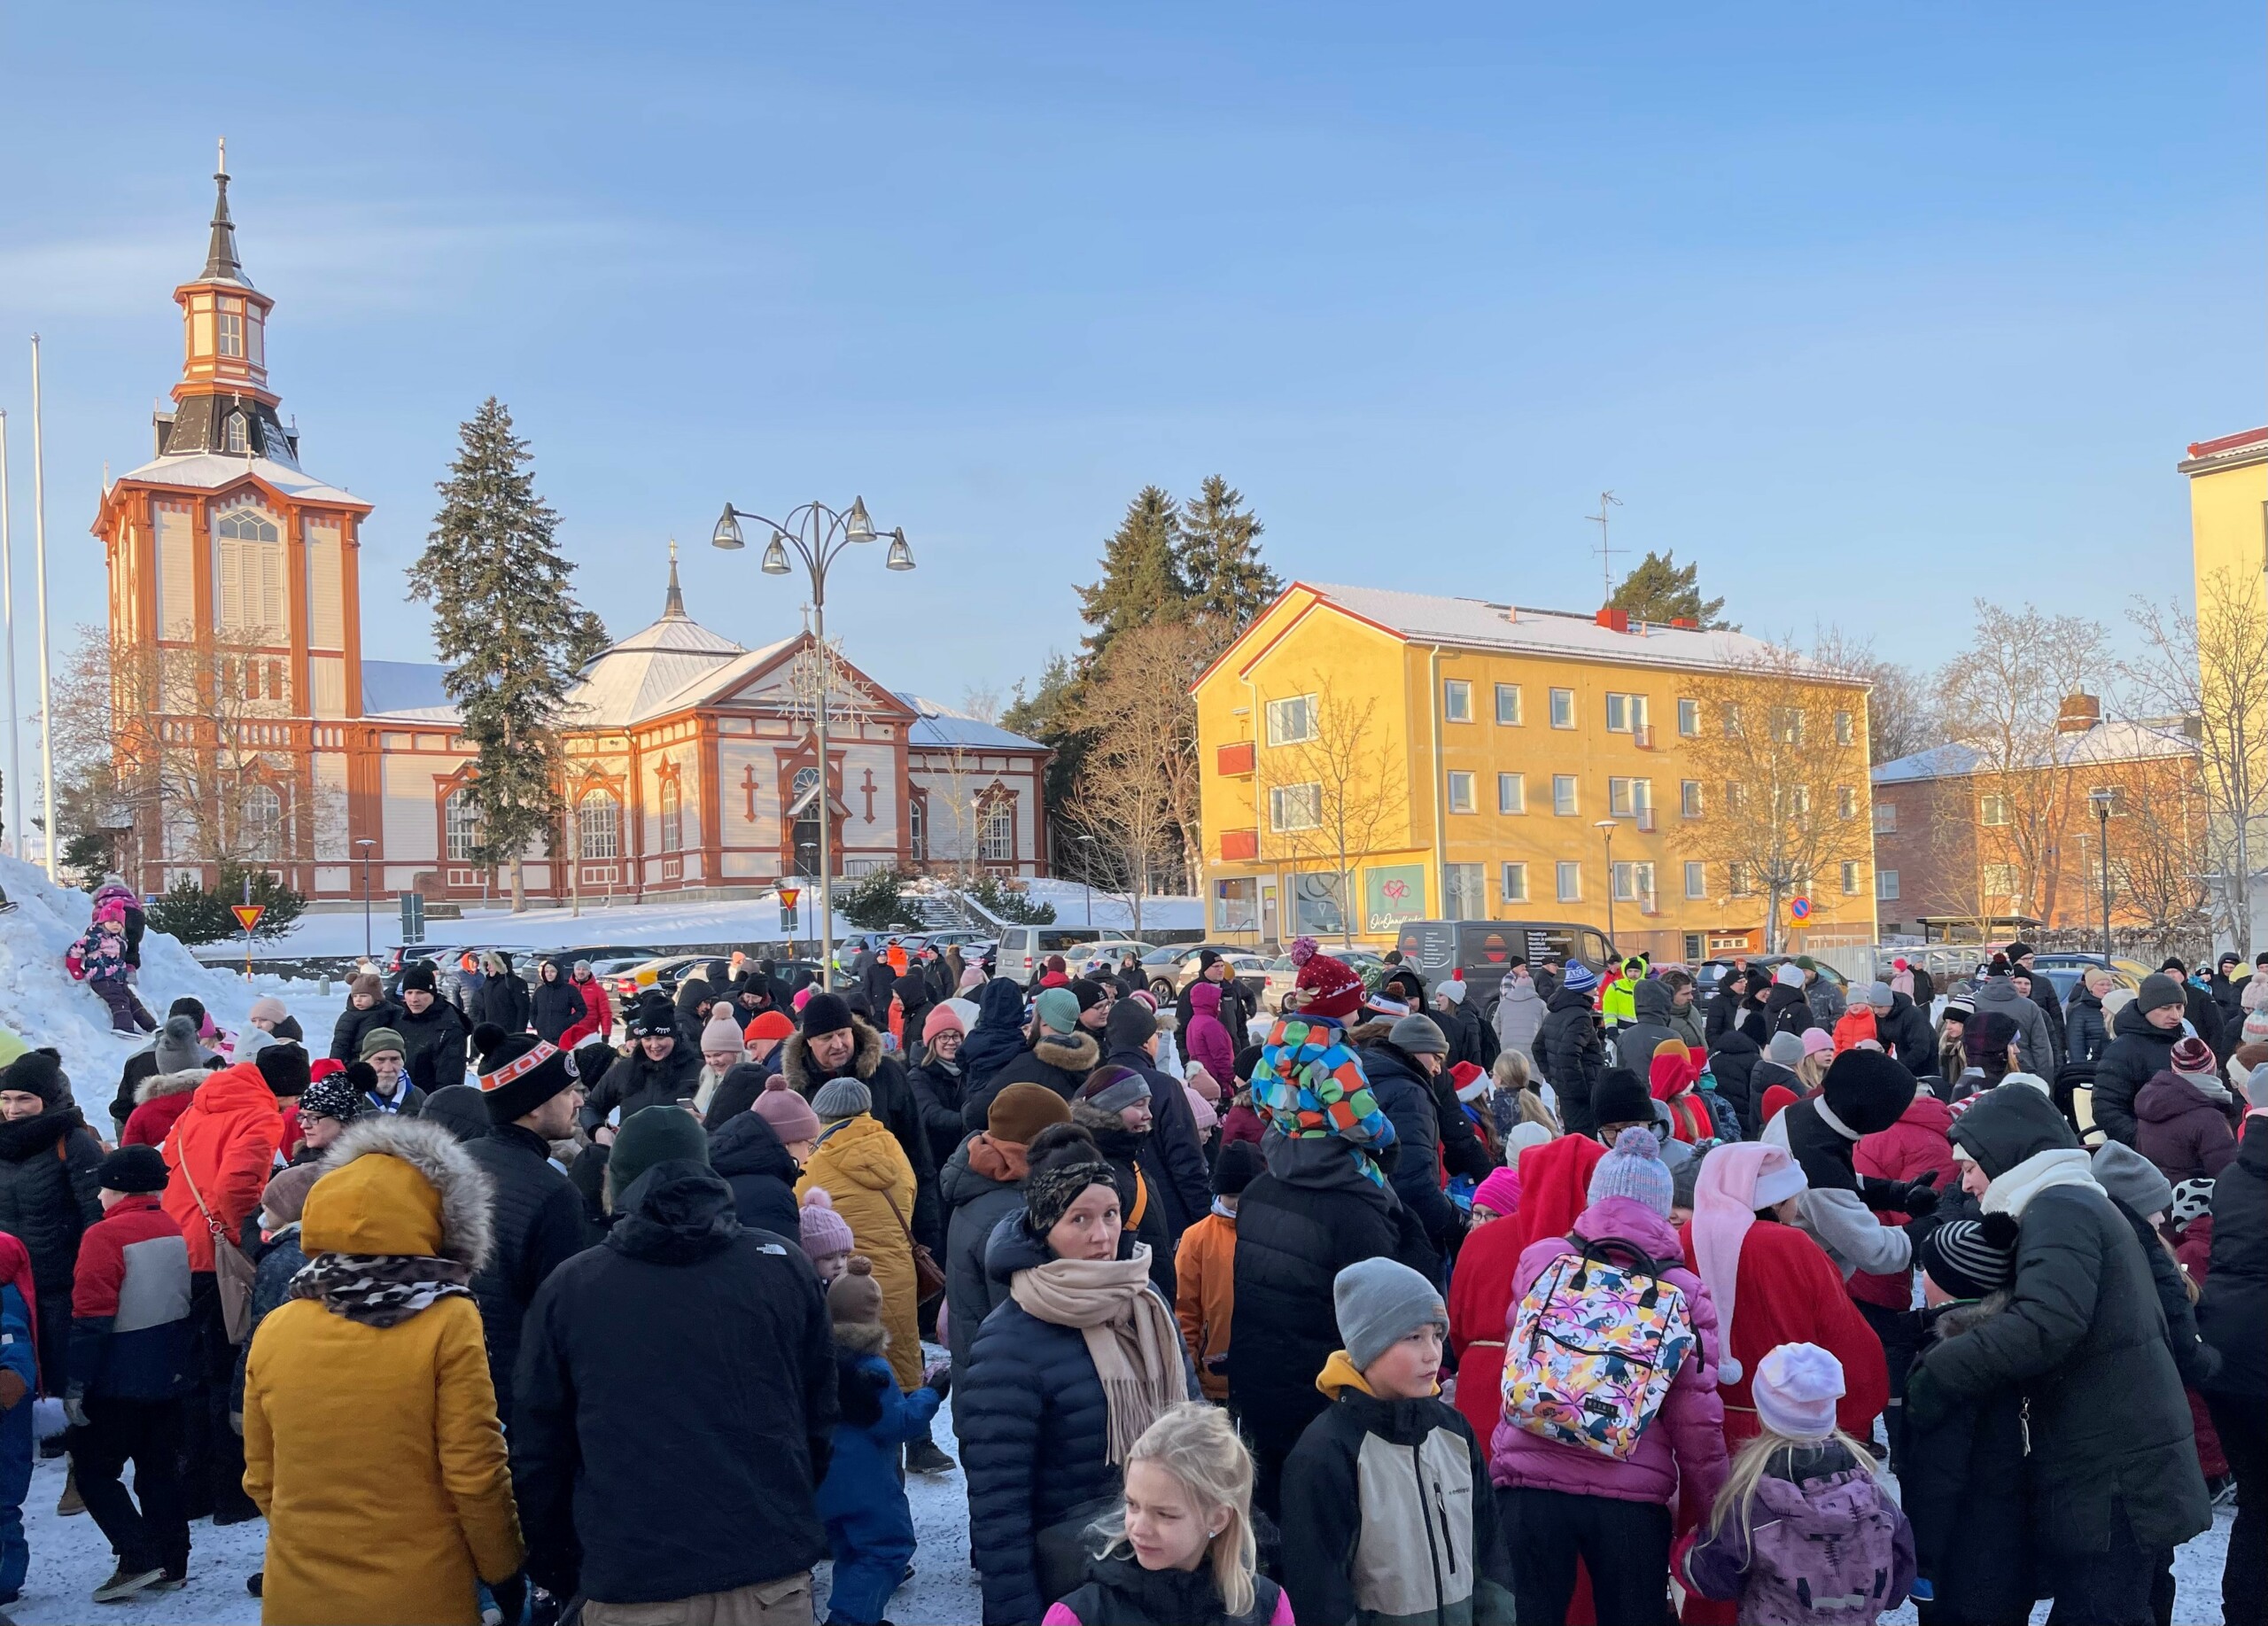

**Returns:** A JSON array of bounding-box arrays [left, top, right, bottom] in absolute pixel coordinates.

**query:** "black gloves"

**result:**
[[1899, 1171, 1942, 1218], [1863, 1170, 1941, 1216], [925, 1365, 951, 1402]]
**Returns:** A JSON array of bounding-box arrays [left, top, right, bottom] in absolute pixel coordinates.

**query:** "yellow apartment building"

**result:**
[[1192, 582, 1877, 964], [2181, 426, 2268, 593]]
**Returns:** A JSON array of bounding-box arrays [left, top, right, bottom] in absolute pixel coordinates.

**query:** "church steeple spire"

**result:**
[[664, 539, 687, 618], [201, 137, 250, 287]]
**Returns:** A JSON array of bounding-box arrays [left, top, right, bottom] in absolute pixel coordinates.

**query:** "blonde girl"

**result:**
[[1490, 1049, 1561, 1138], [1045, 1403, 1289, 1625]]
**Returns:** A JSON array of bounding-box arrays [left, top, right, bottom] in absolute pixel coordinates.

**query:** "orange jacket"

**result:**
[[1173, 1212, 1238, 1402], [1831, 1007, 1877, 1054], [161, 1063, 284, 1272]]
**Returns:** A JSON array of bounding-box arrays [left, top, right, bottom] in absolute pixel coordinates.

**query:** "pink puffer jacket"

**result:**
[[1487, 1195, 1730, 1512]]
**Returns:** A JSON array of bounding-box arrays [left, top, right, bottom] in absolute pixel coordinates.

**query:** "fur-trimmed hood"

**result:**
[[1925, 1288, 2012, 1342], [308, 1114, 493, 1269], [136, 1068, 208, 1106], [834, 1319, 889, 1358], [781, 1016, 886, 1095], [1030, 1029, 1099, 1076]]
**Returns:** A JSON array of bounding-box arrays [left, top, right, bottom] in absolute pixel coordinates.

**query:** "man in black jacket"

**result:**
[[463, 1034, 593, 1430], [511, 1124, 837, 1621], [2093, 974, 2187, 1147], [579, 994, 703, 1136], [2005, 942, 2066, 1070], [1534, 965, 1607, 1139], [1860, 981, 1937, 1078], [1099, 998, 1214, 1247], [1349, 1017, 1464, 1264], [526, 957, 586, 1046], [393, 962, 470, 1096], [2198, 1092, 2266, 1621], [1703, 968, 1750, 1048]]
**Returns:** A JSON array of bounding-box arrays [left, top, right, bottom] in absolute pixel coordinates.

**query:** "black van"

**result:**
[[1391, 920, 1619, 1008]]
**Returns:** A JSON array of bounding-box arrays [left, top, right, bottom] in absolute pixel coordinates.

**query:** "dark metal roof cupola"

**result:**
[[664, 537, 687, 618], [201, 137, 252, 287]]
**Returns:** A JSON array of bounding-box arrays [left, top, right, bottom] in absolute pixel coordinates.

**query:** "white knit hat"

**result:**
[[1752, 1342, 1845, 1441]]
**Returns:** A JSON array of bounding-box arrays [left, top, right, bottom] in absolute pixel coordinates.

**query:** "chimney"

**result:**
[[2055, 693, 2101, 735], [1595, 606, 1631, 634], [1670, 616, 1697, 629]]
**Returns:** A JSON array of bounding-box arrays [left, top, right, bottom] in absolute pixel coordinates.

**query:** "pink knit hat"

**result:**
[[1472, 1167, 1522, 1218], [921, 1004, 966, 1044], [754, 1075, 821, 1145], [1800, 1026, 1836, 1058], [798, 1189, 854, 1259]]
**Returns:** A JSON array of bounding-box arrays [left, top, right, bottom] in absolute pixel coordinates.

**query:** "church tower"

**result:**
[[92, 145, 375, 895]]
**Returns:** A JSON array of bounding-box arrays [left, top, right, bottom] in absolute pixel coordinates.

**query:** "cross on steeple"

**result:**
[[203, 136, 249, 286], [664, 539, 686, 618]]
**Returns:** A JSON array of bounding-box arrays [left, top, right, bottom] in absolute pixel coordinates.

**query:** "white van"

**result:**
[[994, 925, 1107, 983]]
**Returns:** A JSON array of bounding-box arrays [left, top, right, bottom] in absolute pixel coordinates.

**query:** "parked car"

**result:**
[[993, 924, 1112, 982], [1145, 947, 1270, 1003], [383, 943, 540, 1000], [609, 953, 726, 1007], [556, 943, 664, 968], [1077, 939, 1158, 976], [1693, 954, 1851, 997], [1389, 921, 1621, 1015], [2027, 953, 2148, 1003], [1260, 948, 1386, 1012]]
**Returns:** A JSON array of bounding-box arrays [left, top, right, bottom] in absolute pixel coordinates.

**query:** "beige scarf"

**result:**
[[1010, 1243, 1185, 1465]]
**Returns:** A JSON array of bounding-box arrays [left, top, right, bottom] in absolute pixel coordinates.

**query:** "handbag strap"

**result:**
[[880, 1186, 918, 1249], [174, 1149, 228, 1241]]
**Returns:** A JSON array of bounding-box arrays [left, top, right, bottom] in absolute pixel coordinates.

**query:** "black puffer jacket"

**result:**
[[2110, 1194, 2220, 1390], [707, 1109, 801, 1241], [961, 1212, 1193, 1626], [0, 1108, 104, 1309], [960, 980, 1032, 1096], [1922, 1086, 2211, 1555], [2199, 1113, 2267, 1399], [579, 1041, 702, 1134], [2092, 1000, 2181, 1148], [463, 1122, 594, 1428], [1904, 1294, 2034, 1625], [477, 967, 533, 1035], [1706, 1027, 1762, 1131], [891, 972, 934, 1064], [397, 997, 471, 1096], [1763, 981, 1819, 1039], [512, 1163, 838, 1607], [2063, 986, 2111, 1067], [527, 959, 587, 1045], [1352, 1041, 1457, 1253], [939, 1137, 1024, 1389], [907, 1056, 970, 1173], [1228, 1136, 1436, 1466], [962, 1031, 1101, 1132], [1871, 990, 1938, 1078], [329, 999, 405, 1065], [1534, 986, 1606, 1139]]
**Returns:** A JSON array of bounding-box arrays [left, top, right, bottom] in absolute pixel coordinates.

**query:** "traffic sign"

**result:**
[[778, 886, 801, 940], [1788, 896, 1813, 922], [231, 903, 267, 934], [778, 887, 801, 910]]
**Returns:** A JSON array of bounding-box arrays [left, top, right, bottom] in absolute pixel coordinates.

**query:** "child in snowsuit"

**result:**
[[817, 1256, 945, 1626], [1678, 1342, 1914, 1623], [66, 902, 153, 1034], [1280, 1257, 1517, 1626], [1175, 1141, 1261, 1402], [1900, 1215, 2034, 1625]]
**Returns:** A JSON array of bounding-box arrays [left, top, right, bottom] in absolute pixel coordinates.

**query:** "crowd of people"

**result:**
[[4, 919, 2257, 1624]]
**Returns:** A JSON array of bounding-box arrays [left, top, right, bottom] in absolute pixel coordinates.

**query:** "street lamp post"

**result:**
[[1596, 819, 1620, 950], [2090, 789, 2116, 962], [1075, 835, 1095, 928], [354, 839, 377, 961], [714, 496, 913, 988]]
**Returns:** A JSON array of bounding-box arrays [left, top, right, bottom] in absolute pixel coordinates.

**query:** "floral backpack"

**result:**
[[1502, 1233, 1695, 1460]]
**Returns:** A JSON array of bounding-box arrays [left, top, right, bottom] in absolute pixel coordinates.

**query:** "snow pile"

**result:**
[[209, 890, 856, 961], [1016, 877, 1204, 932], [0, 855, 273, 1096]]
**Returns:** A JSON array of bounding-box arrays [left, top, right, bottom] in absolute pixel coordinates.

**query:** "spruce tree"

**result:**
[[1076, 486, 1187, 659], [409, 398, 607, 911], [1178, 475, 1278, 632], [1607, 549, 1733, 629]]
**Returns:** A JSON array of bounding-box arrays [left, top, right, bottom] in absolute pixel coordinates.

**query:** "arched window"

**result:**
[[790, 766, 822, 876], [243, 782, 284, 861], [445, 787, 481, 862], [979, 797, 1015, 863], [659, 779, 682, 852], [224, 411, 249, 453], [214, 502, 285, 634], [579, 790, 619, 860], [908, 794, 926, 862]]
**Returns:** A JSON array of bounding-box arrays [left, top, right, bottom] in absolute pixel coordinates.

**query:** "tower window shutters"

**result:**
[[215, 504, 285, 636]]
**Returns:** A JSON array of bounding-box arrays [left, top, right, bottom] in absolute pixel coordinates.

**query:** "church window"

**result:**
[[243, 782, 283, 860], [445, 788, 481, 862], [579, 791, 620, 860], [217, 304, 245, 358], [980, 797, 1014, 863], [659, 780, 682, 852], [224, 412, 249, 454], [215, 502, 285, 635], [908, 795, 926, 862]]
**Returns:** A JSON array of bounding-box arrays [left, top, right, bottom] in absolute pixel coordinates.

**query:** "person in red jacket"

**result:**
[[120, 1070, 204, 1151], [1650, 1041, 1714, 1145], [1850, 1086, 1958, 1470], [158, 1050, 291, 1525], [558, 961, 614, 1049]]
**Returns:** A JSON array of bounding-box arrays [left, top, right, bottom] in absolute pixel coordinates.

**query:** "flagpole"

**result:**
[[29, 338, 53, 878], [0, 407, 19, 861]]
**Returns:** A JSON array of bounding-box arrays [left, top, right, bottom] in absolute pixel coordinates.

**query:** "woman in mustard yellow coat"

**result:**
[[243, 1116, 523, 1625], [796, 1078, 923, 1390]]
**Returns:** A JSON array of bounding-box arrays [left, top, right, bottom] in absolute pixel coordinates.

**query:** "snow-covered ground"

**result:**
[[0, 1389, 2233, 1623], [0, 856, 341, 1103], [190, 880, 1204, 962]]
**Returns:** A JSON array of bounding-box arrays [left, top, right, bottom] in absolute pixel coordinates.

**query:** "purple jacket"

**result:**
[[1488, 1196, 1730, 1511], [2134, 1070, 2240, 1185], [1184, 984, 1237, 1085], [1680, 1445, 1914, 1625]]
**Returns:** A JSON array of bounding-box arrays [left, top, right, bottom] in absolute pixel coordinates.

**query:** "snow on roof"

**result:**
[[114, 450, 366, 509], [1871, 719, 2198, 784], [1294, 582, 1817, 676], [895, 693, 1047, 752], [620, 636, 800, 726], [361, 659, 454, 720], [564, 609, 748, 727]]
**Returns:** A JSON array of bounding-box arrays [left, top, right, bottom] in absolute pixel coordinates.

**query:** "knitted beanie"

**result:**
[[609, 1104, 709, 1198], [921, 1004, 966, 1045], [1558, 961, 1600, 995], [2137, 973, 2186, 1015], [260, 1163, 324, 1227], [477, 1033, 575, 1125], [1819, 1048, 1917, 1137], [744, 1009, 796, 1044], [248, 995, 290, 1025], [1591, 1068, 1653, 1130], [1022, 1124, 1116, 1237], [811, 1077, 873, 1122], [1765, 1031, 1806, 1067], [1472, 1167, 1522, 1217], [2245, 1007, 2268, 1047], [753, 1075, 823, 1144], [97, 1146, 169, 1194], [2171, 1035, 2219, 1082], [151, 1015, 205, 1075], [1034, 987, 1080, 1036], [358, 1026, 408, 1062], [1587, 1124, 1675, 1217], [255, 1042, 311, 1101], [1292, 938, 1365, 1021], [2093, 1140, 2176, 1219], [702, 1009, 747, 1054], [1389, 1015, 1449, 1055], [2171, 1178, 2215, 1229], [1917, 1211, 2020, 1299], [298, 1074, 362, 1125], [799, 992, 855, 1039], [798, 1188, 855, 1259], [1751, 1342, 1845, 1442], [1076, 1064, 1150, 1117], [827, 1255, 885, 1331], [1212, 1140, 1264, 1198], [987, 1082, 1072, 1146], [1333, 1256, 1447, 1373], [1774, 962, 1806, 988], [1105, 998, 1158, 1051]]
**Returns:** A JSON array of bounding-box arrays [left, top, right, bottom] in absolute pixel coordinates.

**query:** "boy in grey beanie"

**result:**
[[1332, 1256, 1447, 1375]]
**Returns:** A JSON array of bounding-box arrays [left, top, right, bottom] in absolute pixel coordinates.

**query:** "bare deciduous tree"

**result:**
[[2127, 568, 2268, 957], [1813, 626, 1940, 764], [1676, 641, 1874, 953], [1254, 677, 1410, 948], [1067, 618, 1227, 891]]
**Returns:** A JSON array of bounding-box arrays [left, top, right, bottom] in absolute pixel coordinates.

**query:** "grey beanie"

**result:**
[[1390, 1015, 1449, 1055], [1587, 1124, 1677, 1217], [1862, 981, 1894, 1008], [1333, 1256, 1447, 1372], [811, 1077, 873, 1122], [2093, 1140, 2176, 1219], [151, 1015, 204, 1074], [1767, 1031, 1806, 1066]]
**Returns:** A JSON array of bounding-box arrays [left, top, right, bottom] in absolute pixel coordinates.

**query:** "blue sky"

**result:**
[[0, 1, 2257, 732]]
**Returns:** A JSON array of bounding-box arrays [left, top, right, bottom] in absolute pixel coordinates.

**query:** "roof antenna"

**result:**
[[1587, 491, 1624, 604]]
